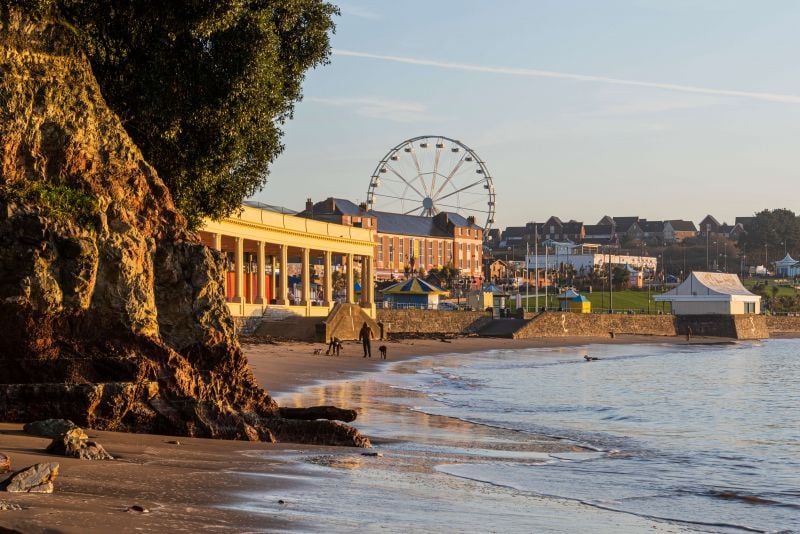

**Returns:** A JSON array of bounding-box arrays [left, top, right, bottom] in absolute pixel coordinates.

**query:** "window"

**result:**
[[377, 239, 383, 263], [438, 241, 443, 265], [399, 238, 404, 262], [389, 239, 394, 263], [428, 241, 433, 266]]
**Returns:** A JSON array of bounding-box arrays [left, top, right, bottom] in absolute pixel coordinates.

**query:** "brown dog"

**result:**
[[379, 345, 387, 359]]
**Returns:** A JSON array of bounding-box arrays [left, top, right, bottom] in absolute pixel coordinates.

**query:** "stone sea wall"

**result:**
[[376, 310, 492, 336], [765, 315, 800, 334], [513, 312, 678, 339]]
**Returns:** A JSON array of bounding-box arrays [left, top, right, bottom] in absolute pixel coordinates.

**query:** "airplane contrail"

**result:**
[[333, 49, 800, 104]]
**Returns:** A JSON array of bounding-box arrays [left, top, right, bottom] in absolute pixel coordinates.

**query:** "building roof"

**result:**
[[700, 214, 720, 228], [299, 198, 481, 238], [655, 272, 759, 302], [242, 199, 298, 215], [775, 254, 798, 267], [584, 224, 613, 236], [612, 216, 640, 232], [640, 220, 665, 233], [735, 216, 754, 228], [666, 220, 698, 232], [382, 277, 448, 295]]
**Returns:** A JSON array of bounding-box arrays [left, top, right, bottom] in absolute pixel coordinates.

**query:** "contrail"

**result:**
[[333, 49, 800, 104]]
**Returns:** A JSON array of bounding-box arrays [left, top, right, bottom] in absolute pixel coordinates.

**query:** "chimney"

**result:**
[[359, 202, 367, 212], [467, 215, 476, 226], [305, 198, 313, 212]]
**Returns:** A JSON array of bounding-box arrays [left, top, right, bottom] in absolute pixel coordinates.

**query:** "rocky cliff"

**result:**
[[0, 10, 368, 446]]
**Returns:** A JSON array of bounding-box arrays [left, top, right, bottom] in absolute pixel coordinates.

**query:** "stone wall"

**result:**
[[765, 315, 800, 334], [513, 312, 677, 339], [376, 310, 492, 337], [513, 312, 769, 340]]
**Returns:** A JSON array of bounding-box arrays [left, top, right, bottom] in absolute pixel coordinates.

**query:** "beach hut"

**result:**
[[382, 277, 449, 309], [568, 295, 591, 313], [774, 254, 799, 277], [468, 283, 509, 315], [654, 272, 760, 315], [557, 289, 581, 311], [624, 264, 643, 289]]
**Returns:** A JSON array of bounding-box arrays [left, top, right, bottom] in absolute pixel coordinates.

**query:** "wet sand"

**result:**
[[0, 334, 736, 533]]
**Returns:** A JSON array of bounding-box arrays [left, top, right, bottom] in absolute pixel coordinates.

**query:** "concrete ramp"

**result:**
[[477, 318, 528, 338], [324, 304, 380, 342]]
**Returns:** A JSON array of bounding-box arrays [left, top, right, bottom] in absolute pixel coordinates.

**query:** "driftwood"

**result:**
[[278, 406, 358, 423]]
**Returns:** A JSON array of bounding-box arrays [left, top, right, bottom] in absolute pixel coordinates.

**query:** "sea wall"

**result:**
[[513, 312, 677, 339], [765, 315, 800, 334], [376, 310, 492, 336]]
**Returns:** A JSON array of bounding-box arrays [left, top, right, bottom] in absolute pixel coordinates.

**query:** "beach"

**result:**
[[1, 334, 794, 533]]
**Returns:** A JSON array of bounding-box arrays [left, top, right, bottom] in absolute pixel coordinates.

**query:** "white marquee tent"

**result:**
[[655, 272, 760, 315]]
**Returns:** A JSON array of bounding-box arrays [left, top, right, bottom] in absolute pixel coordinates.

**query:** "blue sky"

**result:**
[[253, 0, 800, 230]]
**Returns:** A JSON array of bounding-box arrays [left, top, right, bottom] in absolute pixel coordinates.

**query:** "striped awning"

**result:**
[[382, 277, 449, 295]]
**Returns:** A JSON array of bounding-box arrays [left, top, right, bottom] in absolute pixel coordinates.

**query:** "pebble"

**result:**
[[126, 505, 150, 513], [361, 452, 383, 457]]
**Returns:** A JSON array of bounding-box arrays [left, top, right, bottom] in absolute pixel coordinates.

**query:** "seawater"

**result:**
[[258, 339, 800, 533], [387, 340, 800, 533]]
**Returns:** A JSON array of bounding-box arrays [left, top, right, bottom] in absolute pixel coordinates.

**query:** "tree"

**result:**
[[612, 266, 630, 291], [738, 209, 800, 262], [18, 0, 338, 226]]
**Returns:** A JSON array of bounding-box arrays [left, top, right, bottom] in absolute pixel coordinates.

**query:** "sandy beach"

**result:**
[[0, 334, 747, 533]]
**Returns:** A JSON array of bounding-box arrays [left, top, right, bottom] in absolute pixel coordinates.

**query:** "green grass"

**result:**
[[518, 289, 671, 313]]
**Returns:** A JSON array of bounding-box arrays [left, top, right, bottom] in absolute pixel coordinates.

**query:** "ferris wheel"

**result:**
[[366, 135, 496, 236]]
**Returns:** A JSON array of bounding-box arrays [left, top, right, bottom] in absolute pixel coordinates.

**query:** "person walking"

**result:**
[[359, 321, 374, 358]]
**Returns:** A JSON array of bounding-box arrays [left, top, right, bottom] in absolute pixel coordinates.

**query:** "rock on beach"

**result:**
[[3, 463, 59, 493]]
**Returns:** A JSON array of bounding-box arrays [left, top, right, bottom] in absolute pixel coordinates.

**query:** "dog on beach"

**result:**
[[313, 348, 322, 355], [379, 345, 387, 359], [584, 355, 599, 361]]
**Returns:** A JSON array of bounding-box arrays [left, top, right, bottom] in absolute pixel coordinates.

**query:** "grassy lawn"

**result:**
[[519, 289, 670, 313]]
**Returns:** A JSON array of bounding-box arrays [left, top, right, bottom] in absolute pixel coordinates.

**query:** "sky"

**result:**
[[252, 0, 800, 231]]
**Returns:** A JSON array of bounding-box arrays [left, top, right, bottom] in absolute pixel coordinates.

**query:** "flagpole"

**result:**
[[534, 227, 539, 313], [526, 241, 530, 312]]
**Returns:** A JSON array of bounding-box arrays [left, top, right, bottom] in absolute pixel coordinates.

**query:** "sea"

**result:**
[[236, 339, 800, 533]]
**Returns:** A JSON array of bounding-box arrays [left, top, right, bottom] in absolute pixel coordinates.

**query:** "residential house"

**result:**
[[663, 220, 698, 243], [699, 215, 721, 237]]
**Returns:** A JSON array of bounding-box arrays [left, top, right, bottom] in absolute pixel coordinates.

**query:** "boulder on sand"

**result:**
[[278, 406, 358, 423], [0, 453, 9, 474], [3, 463, 59, 493], [46, 428, 113, 460], [23, 419, 78, 439]]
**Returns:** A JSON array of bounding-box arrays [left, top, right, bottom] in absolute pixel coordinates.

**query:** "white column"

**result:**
[[278, 244, 289, 305], [323, 250, 333, 305], [213, 233, 222, 251], [256, 241, 266, 304], [233, 237, 244, 303], [346, 253, 355, 304], [367, 256, 374, 305], [301, 248, 311, 305]]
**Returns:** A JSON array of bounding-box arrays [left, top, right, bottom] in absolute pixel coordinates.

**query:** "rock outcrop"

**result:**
[[0, 10, 367, 446], [0, 454, 9, 474], [3, 463, 59, 493]]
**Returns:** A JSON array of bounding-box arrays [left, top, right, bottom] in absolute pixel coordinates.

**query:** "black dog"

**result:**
[[379, 345, 387, 360]]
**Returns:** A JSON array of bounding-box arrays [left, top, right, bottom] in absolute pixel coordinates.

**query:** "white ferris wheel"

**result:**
[[365, 135, 496, 237]]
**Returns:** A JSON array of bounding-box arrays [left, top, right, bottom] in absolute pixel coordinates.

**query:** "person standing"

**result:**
[[359, 321, 374, 358]]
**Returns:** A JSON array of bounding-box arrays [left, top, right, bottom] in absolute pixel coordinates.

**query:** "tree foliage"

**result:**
[[13, 0, 338, 226], [737, 208, 800, 260]]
